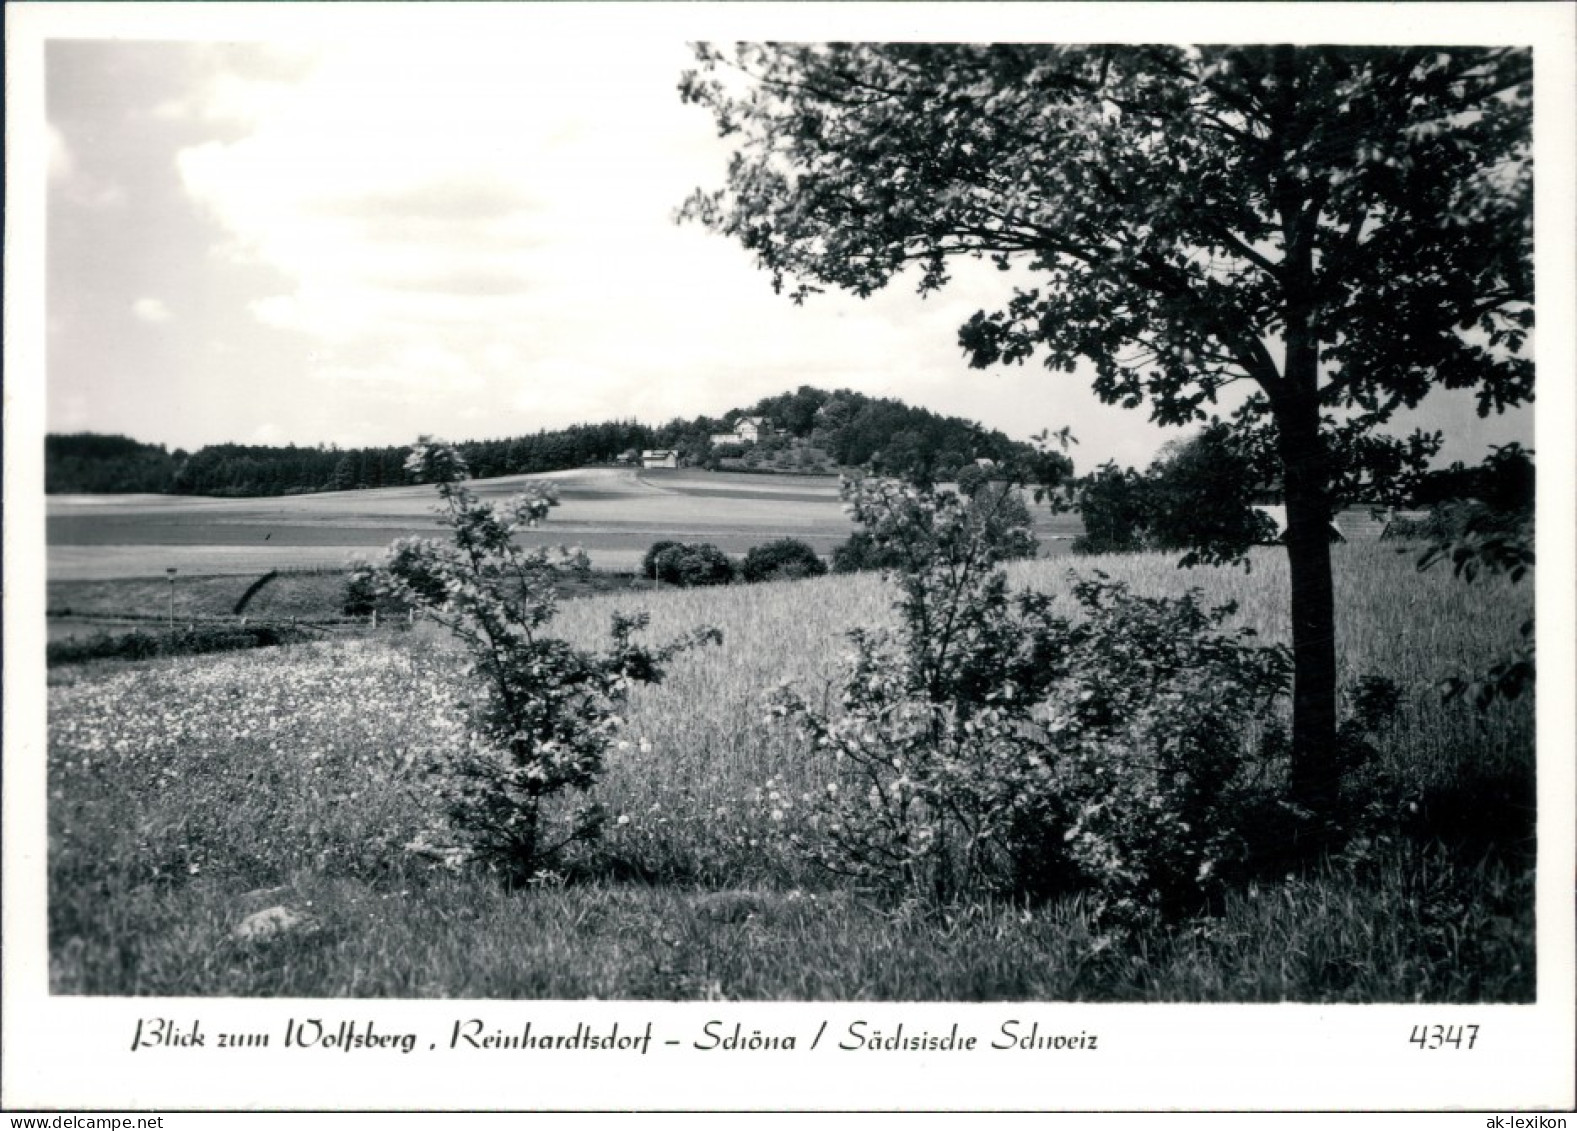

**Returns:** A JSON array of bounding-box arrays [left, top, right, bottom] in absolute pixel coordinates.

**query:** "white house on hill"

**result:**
[[641, 449, 679, 469], [710, 416, 772, 447], [735, 416, 768, 443]]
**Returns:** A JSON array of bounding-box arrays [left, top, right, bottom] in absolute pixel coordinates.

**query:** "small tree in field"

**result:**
[[1073, 425, 1277, 563], [1071, 463, 1152, 555], [1142, 425, 1280, 567], [682, 43, 1533, 824], [355, 440, 719, 882]]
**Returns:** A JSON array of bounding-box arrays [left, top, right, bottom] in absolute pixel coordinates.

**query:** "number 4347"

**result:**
[[1409, 1024, 1479, 1050]]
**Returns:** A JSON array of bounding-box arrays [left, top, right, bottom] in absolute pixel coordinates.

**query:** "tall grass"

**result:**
[[46, 542, 1535, 999]]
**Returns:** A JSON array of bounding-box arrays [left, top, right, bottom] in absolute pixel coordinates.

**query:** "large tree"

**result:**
[[680, 44, 1533, 818]]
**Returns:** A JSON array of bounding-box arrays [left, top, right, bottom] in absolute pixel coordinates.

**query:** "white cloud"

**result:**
[[47, 123, 126, 208], [173, 37, 980, 433], [161, 35, 1345, 467], [150, 98, 192, 122], [132, 297, 172, 323]]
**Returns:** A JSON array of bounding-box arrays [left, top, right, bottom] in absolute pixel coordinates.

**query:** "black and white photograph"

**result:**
[[5, 1, 1574, 1114]]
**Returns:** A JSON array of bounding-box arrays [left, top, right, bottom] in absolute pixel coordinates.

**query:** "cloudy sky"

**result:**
[[41, 22, 1539, 470]]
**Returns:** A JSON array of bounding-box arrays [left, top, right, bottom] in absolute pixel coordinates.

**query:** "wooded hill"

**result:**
[[45, 386, 1035, 497]]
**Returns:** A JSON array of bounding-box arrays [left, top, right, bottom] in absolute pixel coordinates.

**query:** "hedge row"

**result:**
[[640, 538, 830, 587], [47, 623, 318, 666]]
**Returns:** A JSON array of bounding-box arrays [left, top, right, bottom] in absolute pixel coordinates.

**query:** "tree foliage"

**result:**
[[1072, 424, 1277, 564], [1412, 445, 1535, 710], [1071, 463, 1153, 556], [652, 542, 736, 587], [355, 440, 719, 882], [682, 43, 1533, 815], [1413, 441, 1535, 512], [741, 538, 829, 583], [771, 476, 1295, 927], [47, 387, 1039, 497]]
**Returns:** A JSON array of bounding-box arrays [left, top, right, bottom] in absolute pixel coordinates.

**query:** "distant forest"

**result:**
[[45, 386, 1037, 497]]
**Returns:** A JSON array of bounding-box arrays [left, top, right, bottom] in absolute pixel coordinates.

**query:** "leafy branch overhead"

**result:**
[[681, 42, 1533, 820], [682, 44, 1531, 431]]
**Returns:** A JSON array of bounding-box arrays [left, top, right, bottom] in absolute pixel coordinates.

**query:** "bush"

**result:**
[[1024, 577, 1294, 928], [49, 630, 165, 665], [832, 480, 1035, 572], [642, 540, 684, 581], [46, 623, 315, 666], [1410, 482, 1535, 709], [741, 538, 827, 583], [652, 542, 735, 587], [357, 440, 720, 883], [771, 477, 1076, 903], [830, 531, 900, 574], [960, 481, 1038, 561], [342, 571, 378, 616], [342, 570, 414, 618], [771, 475, 1298, 935]]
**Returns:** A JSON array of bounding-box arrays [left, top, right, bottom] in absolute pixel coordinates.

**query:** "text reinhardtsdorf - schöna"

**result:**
[[130, 1017, 1101, 1055]]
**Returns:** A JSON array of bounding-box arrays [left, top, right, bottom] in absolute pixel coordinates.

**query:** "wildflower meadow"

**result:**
[[47, 499, 1534, 999]]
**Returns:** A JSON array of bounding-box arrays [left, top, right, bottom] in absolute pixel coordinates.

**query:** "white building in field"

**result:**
[[709, 416, 772, 447], [640, 449, 679, 469]]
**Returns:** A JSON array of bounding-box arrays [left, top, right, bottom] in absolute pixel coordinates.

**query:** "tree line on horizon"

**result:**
[[43, 386, 1034, 497]]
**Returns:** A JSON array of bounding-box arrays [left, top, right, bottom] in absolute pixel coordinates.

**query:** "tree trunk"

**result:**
[[1276, 397, 1340, 824]]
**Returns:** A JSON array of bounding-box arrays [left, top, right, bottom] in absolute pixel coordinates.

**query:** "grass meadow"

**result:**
[[46, 540, 1535, 1001]]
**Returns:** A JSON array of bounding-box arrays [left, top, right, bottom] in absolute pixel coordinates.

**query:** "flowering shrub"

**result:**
[[769, 477, 1074, 902], [1032, 577, 1293, 930], [771, 476, 1296, 931], [355, 440, 719, 883]]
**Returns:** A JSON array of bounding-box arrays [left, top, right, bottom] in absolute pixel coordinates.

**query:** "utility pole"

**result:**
[[166, 567, 177, 633]]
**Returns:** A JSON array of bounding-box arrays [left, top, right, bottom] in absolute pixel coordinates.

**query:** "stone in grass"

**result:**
[[232, 905, 318, 943]]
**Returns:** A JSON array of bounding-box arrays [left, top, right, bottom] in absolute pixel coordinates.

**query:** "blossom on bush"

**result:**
[[355, 440, 720, 883], [771, 475, 1297, 932]]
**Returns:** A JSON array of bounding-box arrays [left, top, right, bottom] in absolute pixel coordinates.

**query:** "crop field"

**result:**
[[45, 538, 1535, 1001], [46, 468, 1087, 582]]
